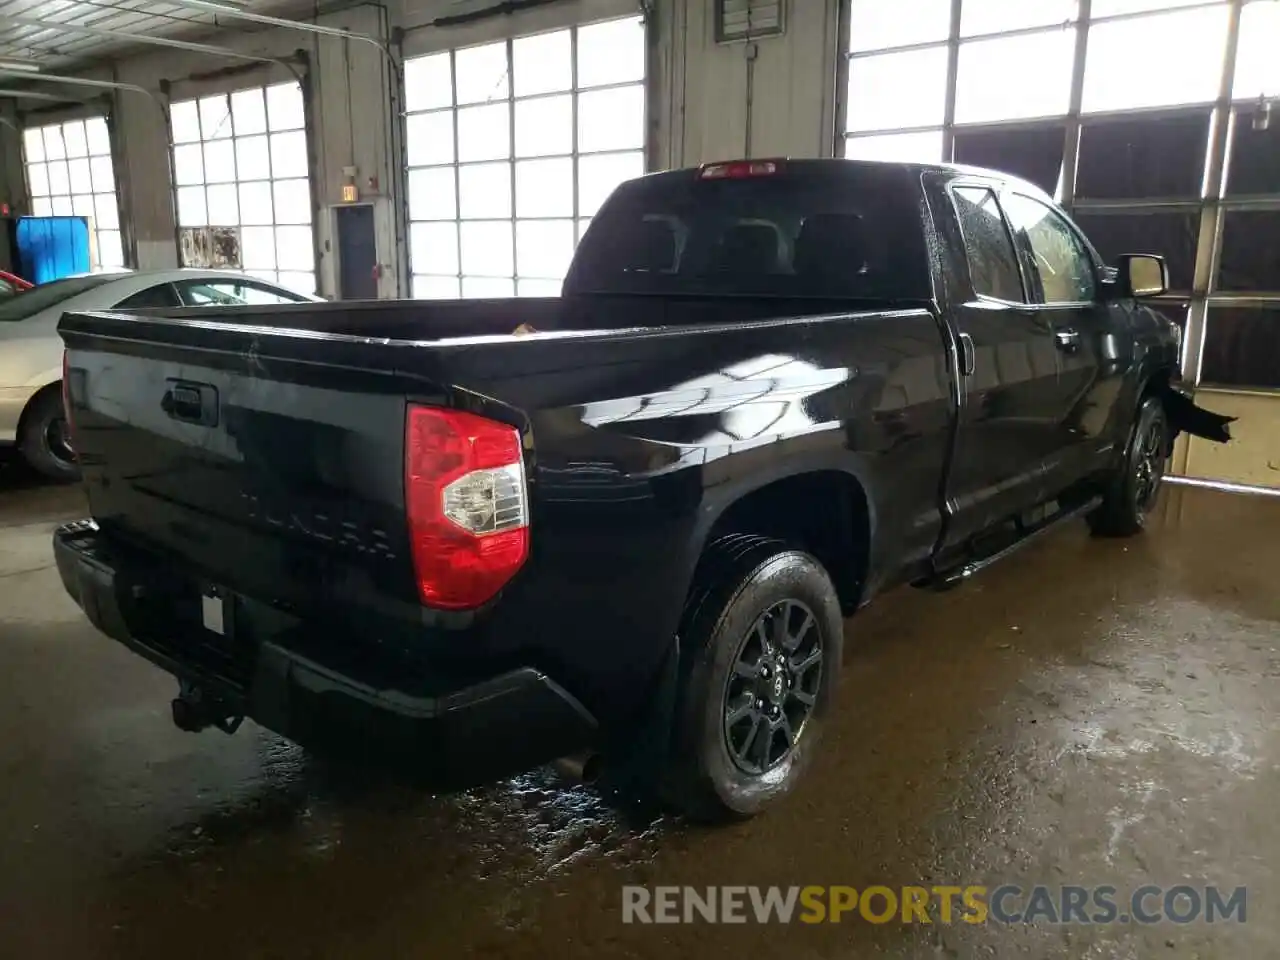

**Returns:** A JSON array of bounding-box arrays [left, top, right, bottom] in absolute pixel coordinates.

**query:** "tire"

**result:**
[[662, 535, 843, 822], [18, 387, 78, 482], [1087, 395, 1168, 537]]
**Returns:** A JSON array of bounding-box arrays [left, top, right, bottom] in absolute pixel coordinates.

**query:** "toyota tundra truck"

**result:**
[[52, 159, 1231, 820]]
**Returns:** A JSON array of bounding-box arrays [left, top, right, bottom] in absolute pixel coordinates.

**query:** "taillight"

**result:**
[[404, 405, 529, 610], [698, 159, 783, 180]]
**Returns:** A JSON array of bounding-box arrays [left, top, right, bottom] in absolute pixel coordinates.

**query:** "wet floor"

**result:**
[[2, 459, 1277, 959]]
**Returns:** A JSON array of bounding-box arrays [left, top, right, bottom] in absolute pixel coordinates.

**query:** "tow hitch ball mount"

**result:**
[[171, 680, 244, 735]]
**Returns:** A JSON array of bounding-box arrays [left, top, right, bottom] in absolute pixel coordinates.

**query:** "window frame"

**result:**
[[947, 179, 1030, 306], [1003, 191, 1102, 307]]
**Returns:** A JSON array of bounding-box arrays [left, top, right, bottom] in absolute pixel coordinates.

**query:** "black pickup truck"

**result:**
[[55, 159, 1230, 820]]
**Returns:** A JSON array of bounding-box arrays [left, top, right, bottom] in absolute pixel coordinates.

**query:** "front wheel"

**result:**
[[662, 535, 843, 822], [19, 387, 78, 482], [1088, 395, 1168, 537]]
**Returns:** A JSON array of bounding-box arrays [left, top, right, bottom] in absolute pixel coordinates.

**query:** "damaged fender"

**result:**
[[1160, 385, 1236, 446]]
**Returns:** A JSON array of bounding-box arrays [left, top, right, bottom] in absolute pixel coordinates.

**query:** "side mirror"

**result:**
[[1114, 254, 1168, 298]]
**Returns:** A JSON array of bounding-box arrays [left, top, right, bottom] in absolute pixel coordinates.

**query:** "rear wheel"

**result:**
[[1088, 395, 1168, 537], [662, 535, 843, 822], [19, 387, 78, 482]]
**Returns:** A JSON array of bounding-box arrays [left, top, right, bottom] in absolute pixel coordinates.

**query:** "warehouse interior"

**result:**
[[0, 0, 1278, 957]]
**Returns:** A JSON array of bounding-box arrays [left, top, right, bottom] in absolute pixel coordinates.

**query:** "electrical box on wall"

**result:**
[[716, 0, 786, 43]]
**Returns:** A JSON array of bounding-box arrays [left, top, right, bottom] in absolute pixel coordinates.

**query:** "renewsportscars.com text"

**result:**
[[621, 885, 1247, 925]]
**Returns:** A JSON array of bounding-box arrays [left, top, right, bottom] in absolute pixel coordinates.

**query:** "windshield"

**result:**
[[564, 165, 932, 301], [0, 274, 116, 321]]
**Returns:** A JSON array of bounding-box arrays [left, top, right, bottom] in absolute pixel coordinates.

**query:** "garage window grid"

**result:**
[[404, 15, 646, 299], [169, 83, 317, 295], [840, 0, 1280, 392], [21, 117, 125, 269]]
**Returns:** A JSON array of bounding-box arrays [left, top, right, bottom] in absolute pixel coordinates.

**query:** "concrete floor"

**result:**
[[1, 455, 1277, 959]]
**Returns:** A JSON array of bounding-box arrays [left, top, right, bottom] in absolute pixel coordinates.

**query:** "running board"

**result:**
[[922, 495, 1103, 591]]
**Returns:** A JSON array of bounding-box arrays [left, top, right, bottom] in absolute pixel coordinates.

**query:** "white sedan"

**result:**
[[0, 268, 319, 479]]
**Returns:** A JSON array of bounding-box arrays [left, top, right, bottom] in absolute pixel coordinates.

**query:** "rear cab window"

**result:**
[[564, 163, 933, 302]]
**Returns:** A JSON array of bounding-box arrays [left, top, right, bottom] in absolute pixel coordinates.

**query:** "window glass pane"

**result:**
[[67, 157, 92, 194], [63, 121, 88, 159], [406, 110, 454, 166], [414, 274, 461, 299], [27, 162, 49, 197], [277, 270, 315, 294], [846, 47, 948, 132], [275, 226, 314, 270], [239, 182, 274, 225], [514, 30, 572, 96], [73, 194, 96, 219], [955, 29, 1075, 123], [578, 86, 645, 152], [272, 179, 312, 224], [51, 196, 73, 215], [90, 155, 115, 193], [953, 125, 1064, 194], [266, 83, 305, 131], [462, 276, 516, 298], [961, 0, 1076, 35], [97, 229, 124, 268], [203, 139, 236, 184], [47, 161, 69, 195], [235, 135, 271, 180], [1235, 1, 1280, 100], [269, 130, 309, 179], [177, 185, 208, 226], [241, 225, 277, 268], [578, 151, 644, 216], [844, 130, 944, 162], [43, 127, 65, 160], [199, 95, 233, 139], [410, 221, 460, 276], [94, 193, 119, 230], [848, 0, 950, 52], [231, 87, 267, 135], [455, 41, 509, 105], [1073, 211, 1199, 290], [457, 102, 510, 162], [171, 101, 201, 144], [1225, 113, 1280, 195], [518, 279, 562, 297], [206, 183, 239, 226], [515, 157, 573, 217], [23, 127, 45, 163], [32, 197, 53, 216], [405, 52, 454, 112], [577, 16, 645, 88], [952, 186, 1025, 301], [516, 219, 576, 279], [515, 94, 573, 157], [85, 117, 111, 156], [1082, 6, 1229, 112], [1004, 193, 1096, 302], [578, 217, 592, 241], [460, 220, 514, 276], [458, 161, 512, 218], [1217, 210, 1280, 291], [408, 166, 457, 220], [1201, 305, 1280, 389], [1075, 111, 1209, 199], [1094, 0, 1219, 16]]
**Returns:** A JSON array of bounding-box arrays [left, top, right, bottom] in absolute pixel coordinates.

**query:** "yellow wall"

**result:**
[[1172, 389, 1280, 489]]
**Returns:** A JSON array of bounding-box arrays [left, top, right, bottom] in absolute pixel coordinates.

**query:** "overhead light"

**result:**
[[0, 58, 41, 73]]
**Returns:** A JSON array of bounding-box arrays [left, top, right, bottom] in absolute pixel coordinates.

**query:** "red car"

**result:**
[[0, 270, 32, 297]]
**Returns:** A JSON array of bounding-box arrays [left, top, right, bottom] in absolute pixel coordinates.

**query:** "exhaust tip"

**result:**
[[553, 751, 602, 785]]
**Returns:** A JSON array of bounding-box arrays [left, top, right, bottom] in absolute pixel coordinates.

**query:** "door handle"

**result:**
[[958, 332, 975, 376], [1054, 328, 1081, 353], [162, 380, 219, 426]]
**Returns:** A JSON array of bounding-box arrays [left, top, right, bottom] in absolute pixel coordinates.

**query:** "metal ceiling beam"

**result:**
[[0, 14, 284, 66], [158, 0, 385, 52], [0, 69, 158, 104], [0, 88, 79, 102]]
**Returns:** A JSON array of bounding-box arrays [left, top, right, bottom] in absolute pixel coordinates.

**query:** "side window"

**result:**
[[1003, 193, 1097, 304], [116, 284, 181, 308], [951, 186, 1024, 303], [177, 280, 304, 306]]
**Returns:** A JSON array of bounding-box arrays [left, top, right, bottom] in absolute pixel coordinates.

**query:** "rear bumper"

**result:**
[[53, 520, 598, 787]]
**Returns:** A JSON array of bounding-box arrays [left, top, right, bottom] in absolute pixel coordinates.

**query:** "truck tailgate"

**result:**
[[59, 311, 459, 619]]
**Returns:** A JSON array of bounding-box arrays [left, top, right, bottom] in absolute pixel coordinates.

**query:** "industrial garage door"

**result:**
[[403, 15, 646, 298], [842, 0, 1280, 489], [21, 116, 124, 269], [169, 82, 317, 295]]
